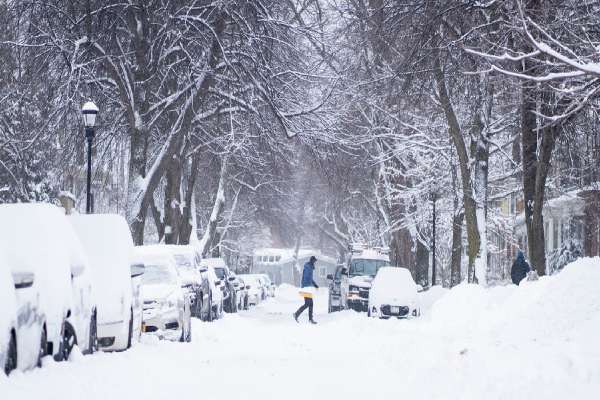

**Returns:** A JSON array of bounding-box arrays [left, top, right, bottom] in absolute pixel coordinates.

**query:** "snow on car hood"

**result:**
[[142, 284, 178, 302], [349, 275, 373, 289], [369, 268, 418, 307]]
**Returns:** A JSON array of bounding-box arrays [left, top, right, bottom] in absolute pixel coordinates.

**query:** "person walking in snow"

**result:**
[[294, 256, 319, 324], [511, 250, 530, 285]]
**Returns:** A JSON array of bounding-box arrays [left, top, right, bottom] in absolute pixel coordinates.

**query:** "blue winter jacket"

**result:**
[[301, 261, 318, 288]]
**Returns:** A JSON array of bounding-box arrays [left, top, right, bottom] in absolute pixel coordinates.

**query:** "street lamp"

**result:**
[[430, 189, 439, 286], [81, 101, 99, 214]]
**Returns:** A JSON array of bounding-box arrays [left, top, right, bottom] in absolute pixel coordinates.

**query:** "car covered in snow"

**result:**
[[1, 249, 19, 375], [135, 247, 192, 342], [0, 203, 96, 365], [155, 245, 210, 320], [212, 261, 239, 313], [199, 258, 225, 320], [368, 267, 420, 319], [346, 249, 390, 312], [235, 275, 249, 310], [70, 214, 139, 352], [237, 274, 263, 306], [257, 274, 276, 297], [327, 264, 349, 313]]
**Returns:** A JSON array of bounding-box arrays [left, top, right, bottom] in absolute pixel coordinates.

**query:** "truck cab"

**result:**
[[346, 248, 390, 312]]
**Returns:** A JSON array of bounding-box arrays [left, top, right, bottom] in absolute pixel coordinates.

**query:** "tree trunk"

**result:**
[[434, 56, 481, 283], [178, 154, 200, 245]]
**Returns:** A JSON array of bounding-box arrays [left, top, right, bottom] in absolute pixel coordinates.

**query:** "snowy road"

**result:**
[[3, 265, 600, 400]]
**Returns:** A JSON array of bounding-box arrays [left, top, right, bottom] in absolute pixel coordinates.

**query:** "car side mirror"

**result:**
[[71, 264, 85, 279], [12, 271, 34, 289], [198, 266, 208, 273], [131, 263, 145, 278], [228, 276, 236, 282], [246, 285, 251, 289], [326, 274, 334, 280], [215, 280, 221, 286]]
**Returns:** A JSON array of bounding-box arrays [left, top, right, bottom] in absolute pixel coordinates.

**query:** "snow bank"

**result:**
[[1, 258, 599, 400]]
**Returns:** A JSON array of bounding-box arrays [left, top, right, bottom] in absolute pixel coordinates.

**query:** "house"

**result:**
[[251, 248, 338, 286]]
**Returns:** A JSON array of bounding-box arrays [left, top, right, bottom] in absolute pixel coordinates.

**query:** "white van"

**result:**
[[0, 203, 94, 365], [70, 214, 138, 351]]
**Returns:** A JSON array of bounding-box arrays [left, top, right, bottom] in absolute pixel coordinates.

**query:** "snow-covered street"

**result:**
[[3, 259, 600, 400]]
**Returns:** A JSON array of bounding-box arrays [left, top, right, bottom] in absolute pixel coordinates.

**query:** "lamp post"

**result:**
[[81, 101, 99, 214], [430, 190, 439, 286]]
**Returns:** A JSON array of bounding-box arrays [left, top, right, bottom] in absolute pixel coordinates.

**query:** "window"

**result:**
[[275, 255, 281, 262], [268, 256, 275, 263]]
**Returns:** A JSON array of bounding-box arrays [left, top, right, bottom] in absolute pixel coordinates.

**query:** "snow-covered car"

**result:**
[[70, 214, 138, 351], [231, 273, 248, 310], [346, 249, 390, 312], [257, 274, 276, 297], [0, 203, 95, 365], [135, 247, 192, 342], [199, 258, 226, 319], [212, 261, 238, 313], [327, 264, 349, 313], [238, 274, 262, 306], [368, 267, 420, 319], [163, 245, 210, 319], [1, 249, 19, 375]]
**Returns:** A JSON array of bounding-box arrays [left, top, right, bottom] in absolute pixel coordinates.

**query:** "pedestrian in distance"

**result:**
[[294, 256, 319, 324], [511, 250, 530, 285]]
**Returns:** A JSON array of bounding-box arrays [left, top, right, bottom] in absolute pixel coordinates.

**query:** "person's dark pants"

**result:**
[[295, 297, 314, 321]]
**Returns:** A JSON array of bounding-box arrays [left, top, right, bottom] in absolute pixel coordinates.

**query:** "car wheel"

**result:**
[[58, 321, 77, 361], [4, 331, 17, 375], [88, 311, 98, 354], [126, 308, 133, 349], [37, 326, 47, 367]]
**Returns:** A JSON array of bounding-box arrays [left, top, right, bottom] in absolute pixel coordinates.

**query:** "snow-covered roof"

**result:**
[[253, 247, 337, 265], [199, 257, 226, 269], [352, 248, 389, 262]]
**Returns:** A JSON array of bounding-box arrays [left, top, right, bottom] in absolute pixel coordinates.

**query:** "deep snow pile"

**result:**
[[1, 258, 599, 400]]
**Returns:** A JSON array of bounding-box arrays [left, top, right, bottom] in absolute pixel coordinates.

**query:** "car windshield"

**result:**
[[142, 264, 177, 285], [349, 259, 388, 277], [214, 267, 225, 279]]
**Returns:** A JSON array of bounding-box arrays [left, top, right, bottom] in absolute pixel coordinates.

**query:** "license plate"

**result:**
[[390, 306, 400, 314]]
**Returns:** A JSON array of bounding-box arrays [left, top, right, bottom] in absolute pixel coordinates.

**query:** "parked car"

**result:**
[[238, 274, 262, 306], [134, 247, 192, 342], [1, 250, 19, 375], [70, 214, 139, 351], [327, 264, 349, 313], [199, 259, 224, 320], [151, 245, 209, 320], [0, 203, 94, 365], [368, 267, 420, 319], [257, 274, 276, 297], [214, 263, 238, 313], [232, 273, 248, 310], [347, 249, 390, 312]]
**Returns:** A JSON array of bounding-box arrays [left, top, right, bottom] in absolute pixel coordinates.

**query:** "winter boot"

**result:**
[[309, 319, 317, 325], [293, 312, 299, 323]]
